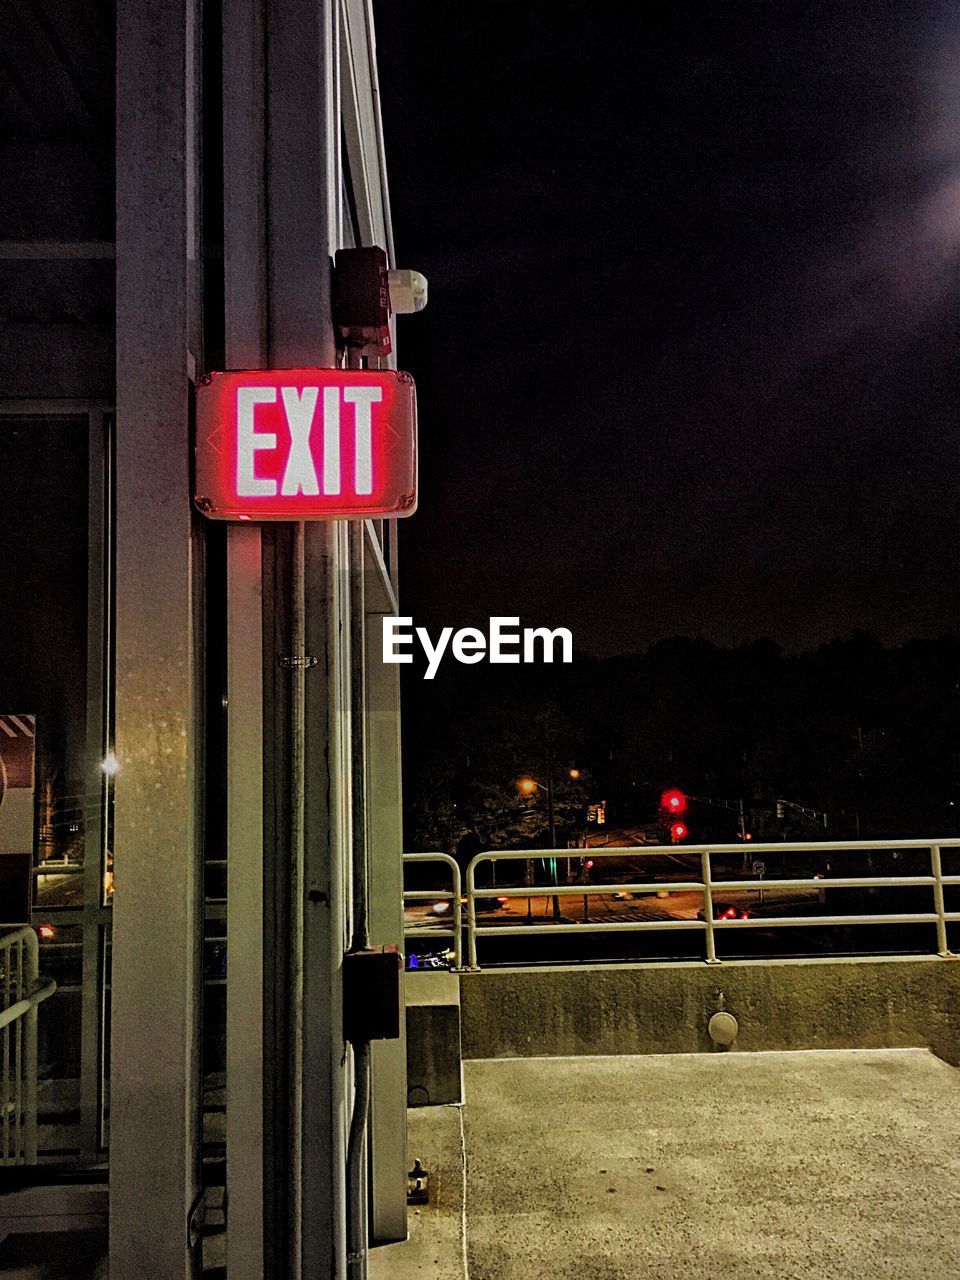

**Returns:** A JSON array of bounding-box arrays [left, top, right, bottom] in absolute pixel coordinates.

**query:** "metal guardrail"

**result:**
[[402, 853, 463, 970], [1, 926, 56, 1164], [461, 839, 960, 970]]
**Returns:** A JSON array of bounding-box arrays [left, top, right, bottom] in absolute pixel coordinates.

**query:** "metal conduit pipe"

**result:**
[[348, 522, 369, 952], [289, 521, 307, 1261], [346, 519, 371, 1280], [346, 1041, 372, 1279]]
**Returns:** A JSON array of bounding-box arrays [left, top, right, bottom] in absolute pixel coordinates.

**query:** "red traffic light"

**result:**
[[660, 788, 687, 815], [670, 822, 688, 842]]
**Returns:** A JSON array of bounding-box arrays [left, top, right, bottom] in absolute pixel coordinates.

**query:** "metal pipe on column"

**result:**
[[222, 0, 269, 1271], [287, 520, 307, 1266], [346, 518, 371, 1280]]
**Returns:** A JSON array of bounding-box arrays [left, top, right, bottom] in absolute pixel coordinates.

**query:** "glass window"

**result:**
[[0, 411, 112, 1168]]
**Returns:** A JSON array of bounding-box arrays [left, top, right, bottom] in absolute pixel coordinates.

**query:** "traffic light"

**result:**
[[660, 788, 687, 815], [670, 821, 688, 843]]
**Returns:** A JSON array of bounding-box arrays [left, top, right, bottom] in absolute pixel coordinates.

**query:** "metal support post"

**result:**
[[222, 0, 269, 1269], [701, 849, 720, 964], [112, 1, 203, 1273], [931, 844, 951, 957], [363, 526, 409, 1243]]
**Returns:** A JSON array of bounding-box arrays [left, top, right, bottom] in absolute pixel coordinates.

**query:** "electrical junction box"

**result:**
[[333, 246, 392, 357], [343, 944, 402, 1043]]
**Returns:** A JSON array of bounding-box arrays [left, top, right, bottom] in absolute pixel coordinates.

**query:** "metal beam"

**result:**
[[80, 409, 111, 1162], [264, 2, 348, 1275], [222, 1, 269, 1275], [225, 527, 265, 1280], [0, 241, 115, 259], [111, 0, 202, 1275], [364, 556, 407, 1243]]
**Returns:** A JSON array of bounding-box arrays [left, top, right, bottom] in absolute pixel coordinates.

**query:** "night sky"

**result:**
[[375, 1, 960, 657]]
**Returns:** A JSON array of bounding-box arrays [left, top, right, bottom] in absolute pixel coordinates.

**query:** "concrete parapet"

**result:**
[[405, 971, 462, 1105], [459, 955, 960, 1063]]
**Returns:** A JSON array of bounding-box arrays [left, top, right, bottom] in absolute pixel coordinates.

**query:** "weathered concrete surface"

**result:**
[[460, 956, 960, 1063], [463, 1049, 960, 1280], [368, 1104, 466, 1280], [406, 971, 463, 1105]]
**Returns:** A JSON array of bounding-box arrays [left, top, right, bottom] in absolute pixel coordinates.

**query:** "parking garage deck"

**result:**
[[372, 1047, 960, 1280]]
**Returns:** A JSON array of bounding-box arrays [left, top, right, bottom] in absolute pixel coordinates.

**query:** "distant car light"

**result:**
[[38, 924, 56, 940], [431, 901, 451, 915]]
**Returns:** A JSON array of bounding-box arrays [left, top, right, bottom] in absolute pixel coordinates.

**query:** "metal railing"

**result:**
[[461, 840, 960, 970], [1, 927, 56, 1164], [402, 853, 463, 970]]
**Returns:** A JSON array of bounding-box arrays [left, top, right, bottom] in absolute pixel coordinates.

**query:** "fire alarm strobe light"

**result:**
[[194, 368, 417, 521]]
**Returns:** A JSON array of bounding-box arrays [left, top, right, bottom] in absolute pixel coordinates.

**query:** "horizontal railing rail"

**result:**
[[402, 852, 463, 970], [1, 926, 57, 1164], [462, 839, 960, 970]]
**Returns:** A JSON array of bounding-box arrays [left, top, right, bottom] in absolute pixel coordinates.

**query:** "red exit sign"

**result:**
[[194, 368, 417, 520]]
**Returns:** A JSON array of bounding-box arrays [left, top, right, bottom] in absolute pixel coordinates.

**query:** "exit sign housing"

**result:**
[[194, 368, 417, 520]]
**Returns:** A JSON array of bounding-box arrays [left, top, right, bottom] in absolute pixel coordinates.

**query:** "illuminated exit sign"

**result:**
[[194, 368, 417, 520]]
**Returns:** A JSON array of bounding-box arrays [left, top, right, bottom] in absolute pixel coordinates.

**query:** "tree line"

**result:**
[[402, 632, 960, 854]]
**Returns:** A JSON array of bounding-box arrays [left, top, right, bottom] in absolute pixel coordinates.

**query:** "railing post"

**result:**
[[21, 930, 37, 1165], [450, 860, 463, 971], [931, 844, 952, 957], [701, 849, 720, 965], [466, 856, 480, 971], [15, 936, 25, 1164], [401, 852, 465, 970], [23, 1007, 38, 1164], [0, 929, 54, 1166]]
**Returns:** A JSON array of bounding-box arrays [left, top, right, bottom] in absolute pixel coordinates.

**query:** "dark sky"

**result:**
[[375, 1, 960, 657]]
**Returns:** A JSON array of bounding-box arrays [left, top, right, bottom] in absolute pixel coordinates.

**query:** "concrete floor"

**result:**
[[369, 1103, 467, 1280], [372, 1048, 960, 1280]]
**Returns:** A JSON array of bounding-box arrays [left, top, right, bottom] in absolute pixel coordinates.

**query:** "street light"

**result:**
[[516, 769, 579, 921], [517, 776, 557, 920]]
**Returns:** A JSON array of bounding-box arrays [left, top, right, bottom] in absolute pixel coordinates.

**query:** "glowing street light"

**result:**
[[516, 771, 580, 922]]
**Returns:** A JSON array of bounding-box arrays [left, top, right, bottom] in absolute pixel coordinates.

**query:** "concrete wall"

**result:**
[[459, 956, 960, 1064], [405, 972, 462, 1106]]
